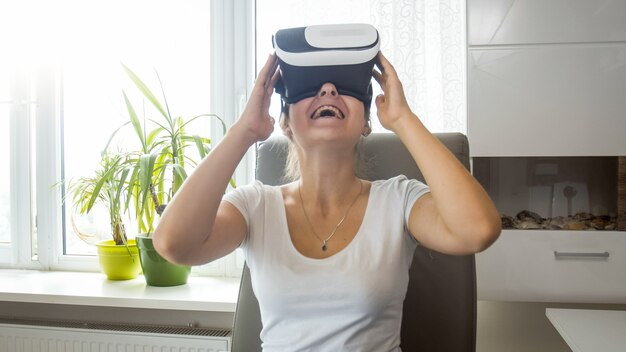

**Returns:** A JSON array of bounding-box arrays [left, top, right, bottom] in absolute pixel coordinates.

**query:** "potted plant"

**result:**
[[115, 64, 233, 286], [64, 152, 142, 280]]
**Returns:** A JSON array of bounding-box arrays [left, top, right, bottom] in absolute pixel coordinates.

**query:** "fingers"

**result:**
[[375, 51, 384, 71], [265, 55, 279, 88], [375, 94, 385, 109], [267, 67, 281, 94], [373, 52, 392, 92], [376, 51, 392, 71], [372, 69, 384, 87], [375, 51, 399, 80], [257, 53, 279, 88]]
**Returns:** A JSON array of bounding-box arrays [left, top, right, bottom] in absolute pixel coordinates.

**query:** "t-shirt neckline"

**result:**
[[276, 180, 378, 263]]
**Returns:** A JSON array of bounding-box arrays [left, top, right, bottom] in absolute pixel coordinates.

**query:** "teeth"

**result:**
[[311, 105, 344, 120]]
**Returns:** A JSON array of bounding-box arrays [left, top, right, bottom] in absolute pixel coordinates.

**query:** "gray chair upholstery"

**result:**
[[231, 133, 476, 352]]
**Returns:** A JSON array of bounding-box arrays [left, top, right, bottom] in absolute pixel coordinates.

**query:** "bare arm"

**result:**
[[373, 52, 501, 255], [153, 54, 280, 265]]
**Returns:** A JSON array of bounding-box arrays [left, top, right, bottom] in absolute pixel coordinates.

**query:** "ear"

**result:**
[[282, 125, 293, 139], [362, 122, 372, 137], [279, 107, 293, 140]]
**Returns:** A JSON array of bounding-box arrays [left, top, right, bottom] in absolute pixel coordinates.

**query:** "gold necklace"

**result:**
[[298, 179, 363, 252]]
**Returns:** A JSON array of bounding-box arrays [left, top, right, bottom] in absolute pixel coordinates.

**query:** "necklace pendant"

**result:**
[[321, 242, 328, 251]]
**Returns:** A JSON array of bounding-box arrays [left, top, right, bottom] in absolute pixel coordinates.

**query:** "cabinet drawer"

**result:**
[[477, 230, 626, 303]]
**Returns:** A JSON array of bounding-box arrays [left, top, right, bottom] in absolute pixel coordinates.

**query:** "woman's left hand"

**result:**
[[372, 52, 416, 133]]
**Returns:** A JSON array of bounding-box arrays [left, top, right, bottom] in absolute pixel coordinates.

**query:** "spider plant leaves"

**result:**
[[187, 113, 227, 136], [122, 63, 171, 123], [126, 160, 140, 213], [85, 155, 123, 212], [113, 165, 132, 210], [191, 135, 207, 159], [115, 64, 235, 233], [61, 65, 236, 243], [172, 164, 188, 196], [138, 151, 159, 212], [63, 153, 131, 244], [146, 126, 163, 149], [123, 90, 146, 152], [103, 121, 131, 154]]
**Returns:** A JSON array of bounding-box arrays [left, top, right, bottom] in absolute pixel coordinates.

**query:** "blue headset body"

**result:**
[[273, 24, 380, 107]]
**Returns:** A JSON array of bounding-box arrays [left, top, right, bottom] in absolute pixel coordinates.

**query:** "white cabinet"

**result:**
[[468, 0, 626, 157], [468, 0, 626, 303]]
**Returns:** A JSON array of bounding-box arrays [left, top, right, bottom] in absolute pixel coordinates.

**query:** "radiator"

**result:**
[[0, 318, 231, 352]]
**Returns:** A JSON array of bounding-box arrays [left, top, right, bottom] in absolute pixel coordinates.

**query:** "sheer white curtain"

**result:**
[[372, 0, 466, 133], [257, 0, 466, 133]]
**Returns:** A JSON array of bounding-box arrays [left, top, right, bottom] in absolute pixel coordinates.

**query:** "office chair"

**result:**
[[232, 133, 476, 352]]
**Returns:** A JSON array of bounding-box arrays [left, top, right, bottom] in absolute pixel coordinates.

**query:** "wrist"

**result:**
[[228, 121, 260, 146], [387, 112, 420, 134]]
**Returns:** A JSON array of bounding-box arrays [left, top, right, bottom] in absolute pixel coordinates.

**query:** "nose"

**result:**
[[317, 82, 338, 98]]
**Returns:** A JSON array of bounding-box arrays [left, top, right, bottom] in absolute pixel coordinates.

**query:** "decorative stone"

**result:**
[[500, 210, 618, 231]]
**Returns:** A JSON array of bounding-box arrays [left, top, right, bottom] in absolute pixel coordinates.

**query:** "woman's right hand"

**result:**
[[233, 53, 280, 144], [372, 52, 415, 133]]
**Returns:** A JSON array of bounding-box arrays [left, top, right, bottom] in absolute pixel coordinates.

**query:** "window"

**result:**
[[1, 0, 254, 276], [60, 1, 213, 256], [57, 1, 224, 276]]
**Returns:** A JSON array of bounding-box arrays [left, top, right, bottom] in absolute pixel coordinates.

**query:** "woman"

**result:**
[[153, 52, 501, 351]]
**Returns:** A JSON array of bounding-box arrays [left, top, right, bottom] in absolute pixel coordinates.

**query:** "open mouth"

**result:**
[[310, 105, 345, 120]]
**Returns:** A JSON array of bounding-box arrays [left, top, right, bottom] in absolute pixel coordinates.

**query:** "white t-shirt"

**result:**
[[223, 175, 430, 352]]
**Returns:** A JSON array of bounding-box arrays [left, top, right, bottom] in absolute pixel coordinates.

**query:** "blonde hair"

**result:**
[[278, 103, 371, 182]]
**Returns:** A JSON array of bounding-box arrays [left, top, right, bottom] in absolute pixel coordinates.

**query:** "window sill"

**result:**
[[0, 269, 240, 313]]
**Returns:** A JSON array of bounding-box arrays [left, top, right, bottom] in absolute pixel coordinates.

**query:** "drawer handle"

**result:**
[[554, 251, 610, 259]]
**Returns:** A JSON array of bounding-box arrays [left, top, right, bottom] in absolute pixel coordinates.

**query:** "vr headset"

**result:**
[[273, 24, 380, 107]]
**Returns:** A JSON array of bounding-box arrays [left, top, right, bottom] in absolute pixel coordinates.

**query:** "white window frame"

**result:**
[[0, 91, 16, 265], [0, 64, 42, 269], [2, 0, 256, 278], [207, 0, 256, 277]]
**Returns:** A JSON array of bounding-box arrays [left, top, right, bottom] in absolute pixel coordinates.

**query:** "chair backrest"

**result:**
[[231, 133, 476, 352]]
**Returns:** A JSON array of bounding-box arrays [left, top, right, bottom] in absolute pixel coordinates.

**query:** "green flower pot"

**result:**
[[136, 234, 191, 286], [96, 239, 142, 280]]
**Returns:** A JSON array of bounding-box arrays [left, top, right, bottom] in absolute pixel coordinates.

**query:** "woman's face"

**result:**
[[285, 82, 367, 147]]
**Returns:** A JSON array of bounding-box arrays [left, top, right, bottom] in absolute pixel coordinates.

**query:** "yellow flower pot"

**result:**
[[96, 239, 142, 280]]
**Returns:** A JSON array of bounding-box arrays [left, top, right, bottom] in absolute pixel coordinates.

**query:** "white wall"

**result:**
[[478, 302, 570, 352], [478, 301, 626, 352]]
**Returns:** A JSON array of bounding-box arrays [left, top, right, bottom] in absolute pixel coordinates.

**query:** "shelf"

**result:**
[[0, 269, 240, 312]]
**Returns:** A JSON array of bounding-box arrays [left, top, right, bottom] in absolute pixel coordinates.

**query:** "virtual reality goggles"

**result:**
[[273, 24, 380, 107]]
